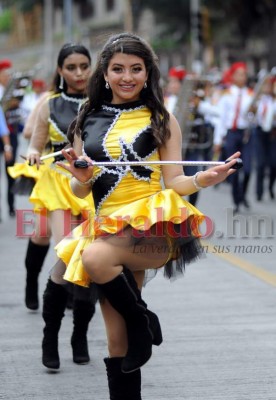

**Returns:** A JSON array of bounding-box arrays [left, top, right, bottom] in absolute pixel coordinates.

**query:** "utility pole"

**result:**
[[124, 0, 133, 32], [64, 0, 73, 43], [43, 0, 53, 78], [190, 0, 203, 74]]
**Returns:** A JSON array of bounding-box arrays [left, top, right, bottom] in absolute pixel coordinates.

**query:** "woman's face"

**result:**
[[104, 52, 148, 104], [58, 53, 91, 94]]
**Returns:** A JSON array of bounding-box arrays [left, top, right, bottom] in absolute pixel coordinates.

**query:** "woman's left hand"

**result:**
[[196, 151, 241, 188], [56, 148, 94, 183]]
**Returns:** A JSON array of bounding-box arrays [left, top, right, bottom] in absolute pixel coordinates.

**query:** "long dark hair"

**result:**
[[70, 32, 170, 146], [52, 43, 91, 93]]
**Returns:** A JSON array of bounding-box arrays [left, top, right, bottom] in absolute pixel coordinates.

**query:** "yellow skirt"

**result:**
[[7, 159, 51, 181], [56, 189, 205, 287], [29, 164, 93, 215]]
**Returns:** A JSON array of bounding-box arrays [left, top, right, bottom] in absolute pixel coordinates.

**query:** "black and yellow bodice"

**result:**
[[48, 92, 86, 155], [82, 101, 163, 215], [56, 100, 205, 287], [27, 92, 92, 214]]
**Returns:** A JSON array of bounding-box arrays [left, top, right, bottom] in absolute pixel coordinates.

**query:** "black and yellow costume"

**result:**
[[9, 92, 93, 214], [56, 100, 204, 287]]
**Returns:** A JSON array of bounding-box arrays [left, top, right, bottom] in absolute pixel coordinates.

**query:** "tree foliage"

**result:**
[[139, 0, 276, 42], [0, 8, 12, 32], [1, 0, 42, 12]]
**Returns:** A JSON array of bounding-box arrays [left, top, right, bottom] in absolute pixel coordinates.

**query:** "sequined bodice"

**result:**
[[82, 101, 162, 214]]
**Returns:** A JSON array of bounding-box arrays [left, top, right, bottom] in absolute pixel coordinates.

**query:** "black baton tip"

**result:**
[[225, 158, 243, 169], [74, 159, 89, 168]]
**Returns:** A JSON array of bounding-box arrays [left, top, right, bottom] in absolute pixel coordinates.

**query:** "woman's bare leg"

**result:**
[[48, 209, 80, 245], [82, 226, 170, 283], [31, 211, 51, 246]]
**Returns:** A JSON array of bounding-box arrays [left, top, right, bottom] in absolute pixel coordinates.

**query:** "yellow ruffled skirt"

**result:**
[[56, 189, 205, 287], [29, 164, 93, 215], [8, 161, 49, 181]]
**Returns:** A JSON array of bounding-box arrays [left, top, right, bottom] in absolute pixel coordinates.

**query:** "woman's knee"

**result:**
[[31, 236, 50, 246], [82, 242, 113, 281]]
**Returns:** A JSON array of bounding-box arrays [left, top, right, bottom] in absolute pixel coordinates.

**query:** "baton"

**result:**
[[28, 150, 243, 169], [73, 158, 243, 169], [20, 148, 71, 162], [39, 148, 71, 160]]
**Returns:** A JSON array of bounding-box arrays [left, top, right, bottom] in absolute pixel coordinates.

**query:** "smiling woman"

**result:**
[[104, 53, 148, 104], [50, 32, 240, 399]]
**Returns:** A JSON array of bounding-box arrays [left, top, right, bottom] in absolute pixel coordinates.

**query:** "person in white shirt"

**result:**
[[254, 77, 276, 201], [163, 65, 186, 113], [213, 62, 254, 213], [20, 79, 46, 123]]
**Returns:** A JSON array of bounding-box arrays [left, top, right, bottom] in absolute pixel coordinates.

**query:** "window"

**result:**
[[106, 0, 115, 12]]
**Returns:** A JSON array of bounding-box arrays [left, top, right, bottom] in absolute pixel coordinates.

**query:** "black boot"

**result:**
[[25, 240, 50, 310], [122, 267, 163, 347], [98, 266, 162, 373], [71, 298, 95, 364], [42, 279, 68, 370], [104, 357, 142, 400]]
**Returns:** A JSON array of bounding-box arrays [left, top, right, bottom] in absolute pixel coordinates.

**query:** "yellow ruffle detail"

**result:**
[[29, 164, 94, 215], [56, 189, 205, 287], [7, 159, 52, 181]]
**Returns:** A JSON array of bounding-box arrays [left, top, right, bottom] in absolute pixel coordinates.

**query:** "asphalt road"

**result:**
[[0, 137, 275, 399]]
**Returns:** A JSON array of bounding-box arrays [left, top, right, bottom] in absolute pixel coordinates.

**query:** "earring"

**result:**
[[59, 76, 64, 90], [105, 81, 110, 89], [144, 81, 147, 88]]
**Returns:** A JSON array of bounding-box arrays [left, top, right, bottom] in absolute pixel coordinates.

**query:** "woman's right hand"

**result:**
[[56, 148, 94, 183], [26, 152, 42, 169]]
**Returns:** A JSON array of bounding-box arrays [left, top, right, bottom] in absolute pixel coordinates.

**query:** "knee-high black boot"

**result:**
[[42, 279, 68, 370], [71, 298, 95, 364], [25, 240, 50, 310], [98, 266, 162, 373], [104, 357, 142, 400]]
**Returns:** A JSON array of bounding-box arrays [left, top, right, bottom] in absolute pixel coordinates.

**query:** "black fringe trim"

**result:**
[[11, 177, 36, 196], [163, 236, 203, 280]]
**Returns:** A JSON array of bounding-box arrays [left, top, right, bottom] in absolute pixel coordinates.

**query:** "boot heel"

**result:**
[[42, 337, 60, 370], [147, 310, 163, 346], [71, 335, 90, 364]]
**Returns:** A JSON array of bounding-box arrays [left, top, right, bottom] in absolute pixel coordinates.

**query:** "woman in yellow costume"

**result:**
[[23, 43, 97, 371], [55, 33, 240, 399]]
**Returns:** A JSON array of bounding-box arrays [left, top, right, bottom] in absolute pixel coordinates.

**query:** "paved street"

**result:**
[[0, 139, 276, 400]]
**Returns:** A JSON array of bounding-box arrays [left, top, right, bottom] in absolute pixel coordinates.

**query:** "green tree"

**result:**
[[0, 8, 12, 32]]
